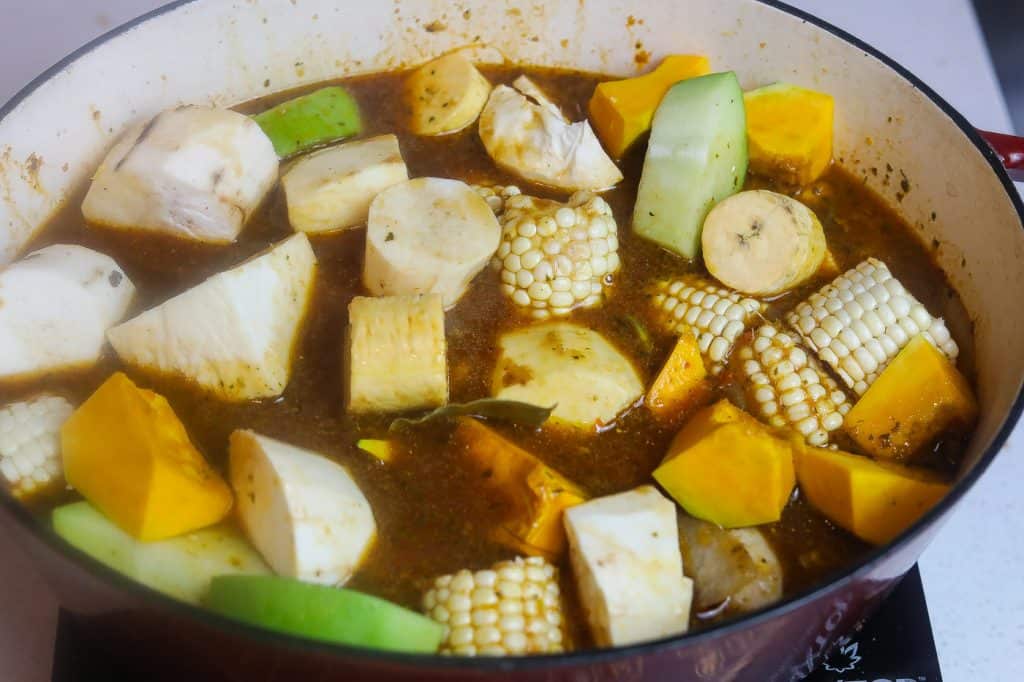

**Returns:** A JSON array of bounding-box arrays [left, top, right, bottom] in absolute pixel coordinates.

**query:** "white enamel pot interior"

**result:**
[[0, 0, 1022, 677]]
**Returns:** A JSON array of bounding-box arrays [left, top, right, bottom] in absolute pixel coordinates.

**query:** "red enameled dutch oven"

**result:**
[[0, 1, 1022, 680]]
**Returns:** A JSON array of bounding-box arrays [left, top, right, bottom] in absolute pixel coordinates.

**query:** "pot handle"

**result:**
[[978, 129, 1024, 182]]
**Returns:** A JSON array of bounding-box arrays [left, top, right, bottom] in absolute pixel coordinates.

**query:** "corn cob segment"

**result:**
[[737, 324, 851, 447], [649, 275, 763, 374], [0, 395, 73, 499], [423, 556, 565, 656], [472, 183, 521, 216], [487, 189, 621, 319], [785, 258, 958, 395]]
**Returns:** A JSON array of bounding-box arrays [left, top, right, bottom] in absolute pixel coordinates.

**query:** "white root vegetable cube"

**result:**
[[107, 233, 316, 401], [346, 294, 448, 414], [564, 485, 694, 646], [229, 430, 376, 585], [364, 178, 500, 308], [0, 244, 134, 380], [82, 106, 278, 243], [282, 134, 408, 234]]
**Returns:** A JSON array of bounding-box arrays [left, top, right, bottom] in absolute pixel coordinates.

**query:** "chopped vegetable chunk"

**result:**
[[346, 294, 448, 414], [736, 324, 852, 447], [230, 430, 377, 586], [795, 446, 951, 544], [407, 53, 491, 135], [52, 501, 268, 604], [61, 372, 233, 541], [632, 72, 747, 260], [653, 400, 797, 528], [0, 395, 73, 500], [423, 556, 566, 655], [645, 332, 708, 421], [786, 258, 958, 396], [281, 134, 408, 233], [491, 322, 643, 429], [648, 274, 763, 375], [83, 106, 278, 242], [0, 244, 134, 381], [702, 190, 826, 296], [107, 234, 317, 401], [844, 335, 977, 460], [364, 178, 500, 308], [356, 439, 394, 463], [564, 486, 693, 646], [479, 76, 622, 191], [744, 82, 834, 185], [208, 575, 444, 653], [677, 514, 783, 615], [588, 55, 711, 158], [455, 418, 586, 558], [491, 188, 621, 318], [253, 86, 362, 158]]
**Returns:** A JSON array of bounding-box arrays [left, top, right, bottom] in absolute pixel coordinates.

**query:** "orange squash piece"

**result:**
[[646, 332, 708, 420], [62, 372, 233, 541], [844, 335, 977, 460], [588, 55, 711, 158], [455, 417, 586, 558], [653, 400, 797, 528], [744, 82, 834, 185], [796, 446, 951, 545]]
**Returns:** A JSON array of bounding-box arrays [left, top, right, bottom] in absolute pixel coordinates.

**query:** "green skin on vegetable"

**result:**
[[206, 575, 445, 653], [253, 86, 363, 158], [632, 72, 749, 260]]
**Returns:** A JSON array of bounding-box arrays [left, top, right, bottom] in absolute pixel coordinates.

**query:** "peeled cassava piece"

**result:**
[[702, 190, 826, 296]]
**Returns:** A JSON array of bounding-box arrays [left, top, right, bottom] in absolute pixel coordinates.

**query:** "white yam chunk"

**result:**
[[0, 244, 134, 380], [82, 106, 278, 243], [478, 76, 622, 192], [282, 134, 408, 233], [229, 430, 376, 586], [491, 322, 643, 429], [564, 486, 694, 646], [107, 234, 316, 400], [347, 294, 448, 414], [364, 178, 500, 308]]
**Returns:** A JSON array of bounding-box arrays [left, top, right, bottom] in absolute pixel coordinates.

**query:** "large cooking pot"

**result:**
[[1, 1, 1022, 680]]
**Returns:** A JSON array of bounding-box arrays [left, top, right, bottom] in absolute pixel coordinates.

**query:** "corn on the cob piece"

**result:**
[[423, 556, 565, 656], [649, 275, 763, 374], [785, 258, 958, 395], [737, 324, 851, 447], [487, 189, 621, 319], [0, 395, 73, 499]]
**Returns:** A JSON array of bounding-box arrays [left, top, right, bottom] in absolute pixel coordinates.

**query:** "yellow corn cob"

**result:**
[[423, 556, 565, 656], [737, 324, 852, 447], [785, 258, 958, 395], [649, 275, 763, 374]]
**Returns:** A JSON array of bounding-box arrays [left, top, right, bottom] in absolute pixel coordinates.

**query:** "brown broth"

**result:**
[[6, 66, 975, 642]]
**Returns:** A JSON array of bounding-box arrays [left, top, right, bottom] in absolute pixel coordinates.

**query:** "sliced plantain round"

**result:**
[[406, 53, 491, 136], [701, 189, 826, 296]]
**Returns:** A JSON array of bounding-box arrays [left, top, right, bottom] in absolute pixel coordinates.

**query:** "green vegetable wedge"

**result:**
[[632, 71, 748, 260], [253, 86, 362, 158], [206, 575, 445, 653], [52, 501, 269, 604]]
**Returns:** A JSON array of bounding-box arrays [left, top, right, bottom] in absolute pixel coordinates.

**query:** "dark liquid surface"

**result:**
[[6, 66, 975, 643]]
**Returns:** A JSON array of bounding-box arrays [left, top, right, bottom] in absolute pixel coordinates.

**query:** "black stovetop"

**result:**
[[51, 565, 941, 682]]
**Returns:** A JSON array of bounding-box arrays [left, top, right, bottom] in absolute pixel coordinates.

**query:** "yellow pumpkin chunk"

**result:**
[[455, 418, 586, 558], [795, 446, 950, 545], [844, 335, 977, 460], [744, 82, 834, 185], [653, 400, 796, 528], [356, 438, 394, 463], [588, 55, 711, 158], [61, 372, 232, 541], [646, 332, 708, 421]]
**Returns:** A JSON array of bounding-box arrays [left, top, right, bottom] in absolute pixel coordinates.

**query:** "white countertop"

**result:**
[[0, 1, 1020, 680]]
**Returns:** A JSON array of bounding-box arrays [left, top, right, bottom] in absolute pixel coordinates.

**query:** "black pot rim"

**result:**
[[1, 0, 1022, 672]]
